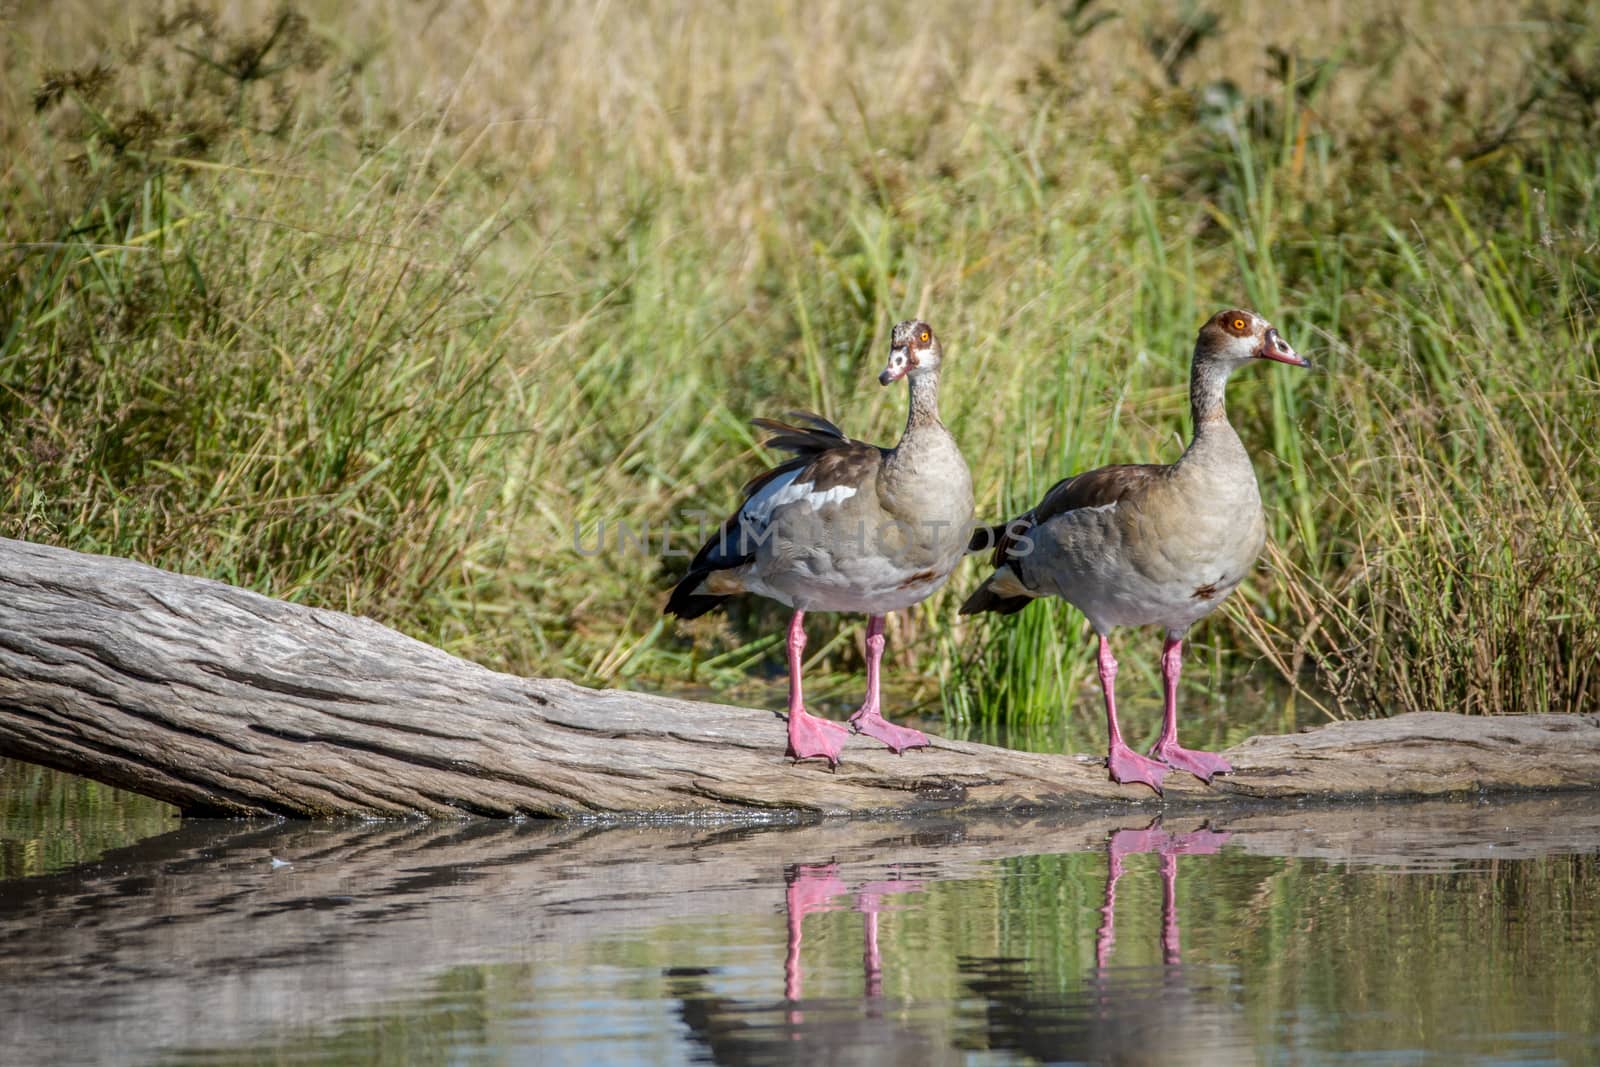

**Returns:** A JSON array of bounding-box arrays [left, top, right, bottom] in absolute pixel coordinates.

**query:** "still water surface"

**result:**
[[2, 759, 1598, 1065]]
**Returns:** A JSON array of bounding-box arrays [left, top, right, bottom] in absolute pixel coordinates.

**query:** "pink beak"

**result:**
[[879, 345, 910, 385], [1256, 328, 1309, 367]]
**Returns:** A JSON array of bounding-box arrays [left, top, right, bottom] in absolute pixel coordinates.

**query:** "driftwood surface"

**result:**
[[2, 793, 1598, 1065], [1, 536, 1598, 819]]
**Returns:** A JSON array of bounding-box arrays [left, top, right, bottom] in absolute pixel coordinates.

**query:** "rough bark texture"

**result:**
[[1, 536, 1598, 818]]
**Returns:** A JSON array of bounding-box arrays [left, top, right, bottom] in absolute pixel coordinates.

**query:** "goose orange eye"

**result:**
[[1232, 318, 1246, 331], [919, 330, 930, 343]]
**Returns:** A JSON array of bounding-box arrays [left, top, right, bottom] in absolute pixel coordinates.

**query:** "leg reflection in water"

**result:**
[[668, 828, 1242, 1066], [669, 860, 943, 1066], [783, 862, 849, 1022], [1096, 823, 1232, 970], [783, 863, 924, 1020], [1088, 822, 1237, 1062], [854, 878, 924, 1008], [961, 822, 1243, 1066]]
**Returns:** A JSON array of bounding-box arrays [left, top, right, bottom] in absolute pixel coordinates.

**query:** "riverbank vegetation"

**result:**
[[4, 1, 1597, 730]]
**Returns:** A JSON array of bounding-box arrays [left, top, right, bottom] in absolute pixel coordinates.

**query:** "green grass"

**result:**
[[2, 1, 1597, 730]]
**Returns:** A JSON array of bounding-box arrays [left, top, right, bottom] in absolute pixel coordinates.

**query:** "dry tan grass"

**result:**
[[3, 0, 1596, 724]]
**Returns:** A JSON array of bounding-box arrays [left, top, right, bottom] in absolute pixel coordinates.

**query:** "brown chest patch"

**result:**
[[898, 567, 940, 589], [1191, 581, 1220, 601]]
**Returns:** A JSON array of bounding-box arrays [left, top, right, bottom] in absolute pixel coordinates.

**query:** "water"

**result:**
[[2, 760, 1599, 1066]]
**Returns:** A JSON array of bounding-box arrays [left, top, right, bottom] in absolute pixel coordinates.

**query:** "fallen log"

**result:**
[[1, 536, 1597, 818]]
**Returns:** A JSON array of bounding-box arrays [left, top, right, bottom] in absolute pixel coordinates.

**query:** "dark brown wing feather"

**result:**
[[746, 412, 850, 466], [666, 412, 881, 618], [744, 412, 883, 494], [990, 463, 1167, 566]]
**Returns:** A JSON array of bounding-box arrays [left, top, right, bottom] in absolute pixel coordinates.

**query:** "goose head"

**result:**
[[1196, 308, 1308, 369], [880, 319, 943, 385]]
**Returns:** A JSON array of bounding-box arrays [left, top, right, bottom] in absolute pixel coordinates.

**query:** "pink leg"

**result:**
[[1147, 635, 1233, 782], [1098, 635, 1168, 793], [849, 615, 929, 753], [784, 610, 847, 766]]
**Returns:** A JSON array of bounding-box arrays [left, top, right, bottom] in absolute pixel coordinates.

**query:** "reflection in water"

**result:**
[[668, 863, 945, 1066], [856, 876, 924, 1003], [783, 861, 846, 1013], [1097, 823, 1231, 969], [0, 758, 176, 878], [669, 827, 1244, 1066], [961, 825, 1244, 1067], [2, 783, 1599, 1065], [781, 862, 923, 1010]]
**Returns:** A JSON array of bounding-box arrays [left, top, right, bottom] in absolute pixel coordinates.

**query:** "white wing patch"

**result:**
[[791, 482, 857, 510], [741, 470, 857, 527]]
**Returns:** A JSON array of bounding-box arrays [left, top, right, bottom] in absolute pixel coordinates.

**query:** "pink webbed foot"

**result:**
[[1107, 741, 1169, 794], [847, 615, 926, 753], [786, 707, 849, 766], [848, 708, 929, 754], [1149, 741, 1233, 783], [1147, 634, 1231, 783]]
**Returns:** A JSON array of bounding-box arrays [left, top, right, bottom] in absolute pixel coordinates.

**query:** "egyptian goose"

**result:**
[[667, 320, 974, 766], [960, 309, 1307, 792]]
